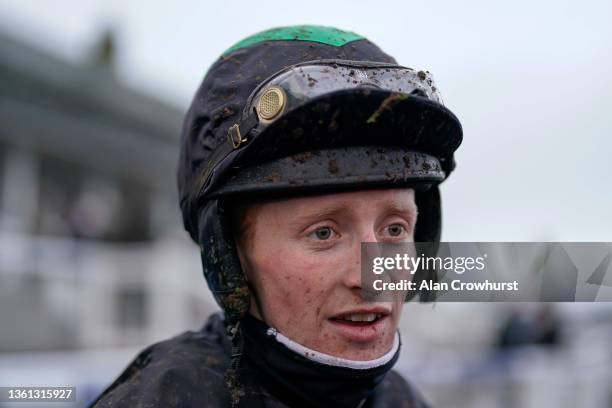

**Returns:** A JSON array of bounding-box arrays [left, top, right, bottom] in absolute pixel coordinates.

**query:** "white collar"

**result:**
[[265, 327, 400, 370]]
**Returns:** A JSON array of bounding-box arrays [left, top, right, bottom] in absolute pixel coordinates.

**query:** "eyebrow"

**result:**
[[384, 201, 419, 217], [290, 199, 418, 227], [291, 201, 351, 225]]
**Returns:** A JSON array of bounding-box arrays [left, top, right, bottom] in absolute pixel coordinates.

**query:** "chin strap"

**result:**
[[224, 320, 246, 407]]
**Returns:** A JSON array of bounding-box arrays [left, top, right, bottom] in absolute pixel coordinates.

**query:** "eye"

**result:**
[[312, 226, 333, 240], [386, 223, 406, 237]]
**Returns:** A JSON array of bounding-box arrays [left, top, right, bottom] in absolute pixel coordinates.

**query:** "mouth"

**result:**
[[327, 308, 392, 342], [330, 312, 386, 326]]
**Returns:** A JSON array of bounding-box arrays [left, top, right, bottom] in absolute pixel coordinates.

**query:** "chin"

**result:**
[[315, 331, 396, 361], [334, 341, 394, 361]]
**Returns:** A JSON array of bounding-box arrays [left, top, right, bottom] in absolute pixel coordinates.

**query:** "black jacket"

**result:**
[[91, 313, 430, 407]]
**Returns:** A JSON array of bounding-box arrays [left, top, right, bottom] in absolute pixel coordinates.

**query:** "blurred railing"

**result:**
[[0, 231, 218, 350]]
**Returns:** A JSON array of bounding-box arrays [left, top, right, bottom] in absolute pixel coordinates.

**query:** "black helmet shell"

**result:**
[[177, 25, 463, 319]]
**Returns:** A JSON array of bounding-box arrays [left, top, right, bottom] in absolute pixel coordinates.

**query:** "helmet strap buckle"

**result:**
[[228, 124, 247, 148]]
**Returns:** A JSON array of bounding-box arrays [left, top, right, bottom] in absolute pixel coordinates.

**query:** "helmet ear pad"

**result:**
[[197, 199, 250, 321], [414, 186, 441, 244], [408, 186, 442, 302]]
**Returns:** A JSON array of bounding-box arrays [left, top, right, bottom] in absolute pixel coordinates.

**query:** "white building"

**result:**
[[0, 29, 218, 357]]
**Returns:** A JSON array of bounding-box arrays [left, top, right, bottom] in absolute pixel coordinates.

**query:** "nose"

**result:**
[[341, 239, 363, 290], [360, 228, 377, 244], [340, 227, 379, 295]]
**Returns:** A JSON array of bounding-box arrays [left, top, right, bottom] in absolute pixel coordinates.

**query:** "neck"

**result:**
[[240, 314, 401, 408]]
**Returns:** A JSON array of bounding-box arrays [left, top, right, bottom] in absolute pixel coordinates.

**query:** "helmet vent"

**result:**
[[257, 86, 286, 121]]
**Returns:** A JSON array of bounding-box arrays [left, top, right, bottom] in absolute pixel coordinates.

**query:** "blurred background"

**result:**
[[0, 0, 611, 407]]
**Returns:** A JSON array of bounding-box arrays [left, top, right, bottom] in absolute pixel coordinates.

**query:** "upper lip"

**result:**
[[329, 307, 392, 320]]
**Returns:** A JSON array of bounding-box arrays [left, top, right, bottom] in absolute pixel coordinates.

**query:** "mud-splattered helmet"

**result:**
[[177, 25, 463, 322]]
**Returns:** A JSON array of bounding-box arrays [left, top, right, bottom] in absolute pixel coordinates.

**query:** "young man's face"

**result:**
[[236, 188, 417, 360]]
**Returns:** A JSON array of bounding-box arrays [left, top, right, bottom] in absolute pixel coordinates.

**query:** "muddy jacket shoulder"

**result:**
[[90, 313, 232, 408]]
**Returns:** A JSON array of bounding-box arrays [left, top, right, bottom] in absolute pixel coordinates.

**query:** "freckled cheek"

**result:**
[[392, 299, 405, 325], [256, 248, 337, 328]]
